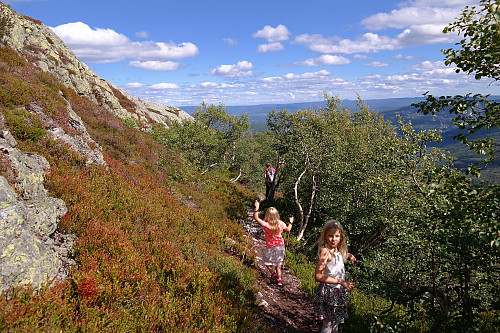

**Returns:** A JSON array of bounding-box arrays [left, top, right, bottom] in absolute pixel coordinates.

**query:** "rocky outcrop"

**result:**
[[0, 2, 192, 128], [26, 100, 106, 166], [0, 129, 75, 293]]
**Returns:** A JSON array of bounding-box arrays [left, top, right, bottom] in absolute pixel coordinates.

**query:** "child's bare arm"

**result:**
[[283, 216, 293, 232], [253, 200, 266, 227], [315, 248, 356, 291], [347, 253, 357, 266]]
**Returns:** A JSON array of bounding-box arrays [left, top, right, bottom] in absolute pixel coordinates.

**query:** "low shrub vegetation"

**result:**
[[0, 47, 271, 332]]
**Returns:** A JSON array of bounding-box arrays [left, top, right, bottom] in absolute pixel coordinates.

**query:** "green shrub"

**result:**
[[209, 255, 257, 305], [3, 107, 46, 142]]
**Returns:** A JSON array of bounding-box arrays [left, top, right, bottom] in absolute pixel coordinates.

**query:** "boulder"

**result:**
[[0, 130, 73, 292]]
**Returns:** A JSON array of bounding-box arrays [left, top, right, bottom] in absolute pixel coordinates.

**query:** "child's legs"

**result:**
[[265, 265, 275, 275], [276, 265, 282, 280]]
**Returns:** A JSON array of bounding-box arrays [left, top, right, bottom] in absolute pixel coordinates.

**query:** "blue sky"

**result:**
[[7, 0, 499, 107]]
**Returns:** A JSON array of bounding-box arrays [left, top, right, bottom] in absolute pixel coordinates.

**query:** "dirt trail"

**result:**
[[240, 201, 320, 333]]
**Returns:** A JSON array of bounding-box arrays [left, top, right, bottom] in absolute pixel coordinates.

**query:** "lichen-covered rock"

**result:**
[[26, 101, 106, 166], [0, 130, 72, 292], [0, 2, 192, 128], [1, 227, 61, 291]]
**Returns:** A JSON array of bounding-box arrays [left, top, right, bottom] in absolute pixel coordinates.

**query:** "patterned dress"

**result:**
[[314, 251, 349, 323]]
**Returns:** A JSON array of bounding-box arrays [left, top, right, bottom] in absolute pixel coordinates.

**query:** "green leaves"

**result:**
[[151, 102, 250, 176]]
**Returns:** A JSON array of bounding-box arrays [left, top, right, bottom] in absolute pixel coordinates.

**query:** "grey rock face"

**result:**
[[26, 101, 106, 166], [0, 130, 73, 293]]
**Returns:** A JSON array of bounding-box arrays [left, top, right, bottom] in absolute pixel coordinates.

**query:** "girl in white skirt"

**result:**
[[314, 220, 357, 333], [253, 200, 293, 286]]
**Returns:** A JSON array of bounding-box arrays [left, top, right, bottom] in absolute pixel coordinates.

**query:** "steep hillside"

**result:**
[[0, 3, 278, 331]]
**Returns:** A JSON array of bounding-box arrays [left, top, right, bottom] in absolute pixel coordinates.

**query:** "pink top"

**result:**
[[262, 221, 286, 248], [264, 168, 276, 177]]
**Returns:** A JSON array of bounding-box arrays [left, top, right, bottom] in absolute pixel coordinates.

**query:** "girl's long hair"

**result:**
[[317, 220, 348, 262], [264, 207, 281, 236]]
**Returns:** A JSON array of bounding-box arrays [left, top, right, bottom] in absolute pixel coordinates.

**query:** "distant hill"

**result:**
[[181, 96, 500, 132]]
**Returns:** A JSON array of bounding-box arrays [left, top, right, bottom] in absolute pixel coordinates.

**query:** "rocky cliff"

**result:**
[[0, 1, 192, 292]]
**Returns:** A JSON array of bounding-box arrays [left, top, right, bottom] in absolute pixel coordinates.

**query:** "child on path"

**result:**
[[264, 163, 276, 201], [314, 220, 357, 333], [253, 200, 293, 286]]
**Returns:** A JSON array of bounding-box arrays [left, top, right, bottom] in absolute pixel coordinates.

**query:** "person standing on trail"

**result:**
[[314, 220, 357, 333], [264, 163, 276, 201], [253, 200, 293, 286]]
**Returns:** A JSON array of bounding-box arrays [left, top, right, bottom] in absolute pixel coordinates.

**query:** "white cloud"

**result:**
[[357, 58, 485, 97], [150, 83, 180, 89], [293, 1, 472, 56], [223, 38, 238, 46], [51, 22, 129, 47], [253, 24, 291, 42], [121, 58, 499, 107], [396, 24, 456, 46], [365, 61, 390, 67], [294, 24, 458, 55], [292, 55, 351, 66], [361, 0, 477, 31], [294, 32, 396, 54], [50, 22, 199, 64], [354, 54, 370, 60], [361, 7, 461, 31], [135, 31, 149, 39], [262, 70, 333, 82], [129, 41, 199, 61], [125, 82, 145, 88], [393, 54, 420, 61], [129, 61, 182, 71], [208, 61, 255, 78], [257, 42, 285, 53]]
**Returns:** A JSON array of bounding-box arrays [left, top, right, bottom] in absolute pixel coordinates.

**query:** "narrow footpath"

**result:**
[[240, 200, 320, 333]]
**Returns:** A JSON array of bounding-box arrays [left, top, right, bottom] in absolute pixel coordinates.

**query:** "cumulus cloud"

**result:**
[[292, 55, 351, 66], [129, 60, 182, 71], [208, 61, 255, 78], [293, 1, 471, 56], [361, 0, 476, 31], [357, 58, 486, 97], [294, 32, 396, 54], [253, 24, 291, 42], [361, 7, 461, 31], [50, 22, 199, 64], [121, 58, 496, 107], [257, 42, 285, 53], [121, 69, 358, 106], [294, 24, 459, 55]]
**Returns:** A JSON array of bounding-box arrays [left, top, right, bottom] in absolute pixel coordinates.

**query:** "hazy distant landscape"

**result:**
[[181, 95, 500, 133]]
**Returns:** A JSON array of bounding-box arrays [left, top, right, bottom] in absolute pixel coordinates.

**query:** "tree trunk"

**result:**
[[297, 174, 316, 241], [294, 166, 307, 239]]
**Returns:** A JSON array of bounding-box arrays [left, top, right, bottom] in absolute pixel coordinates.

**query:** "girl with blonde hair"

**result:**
[[314, 220, 357, 333], [253, 200, 293, 286]]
